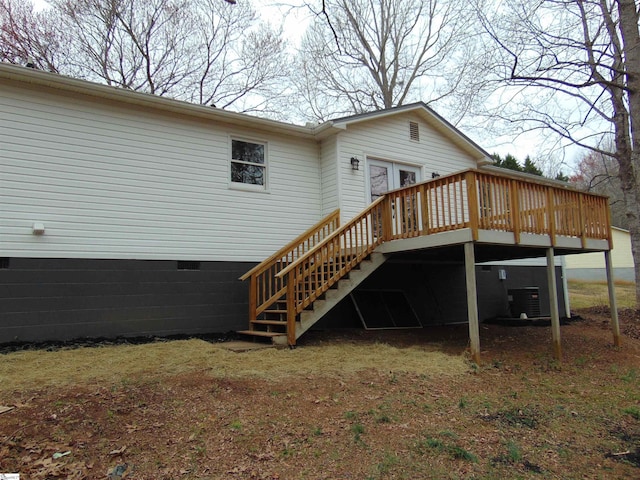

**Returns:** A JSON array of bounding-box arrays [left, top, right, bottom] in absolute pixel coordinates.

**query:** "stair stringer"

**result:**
[[271, 252, 388, 346]]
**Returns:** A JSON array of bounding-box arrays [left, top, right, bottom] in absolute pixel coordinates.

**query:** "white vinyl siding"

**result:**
[[337, 113, 478, 219], [320, 136, 339, 216], [564, 228, 633, 269], [0, 82, 321, 262]]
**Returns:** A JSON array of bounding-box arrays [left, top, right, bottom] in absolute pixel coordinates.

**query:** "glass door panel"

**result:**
[[368, 160, 420, 202], [399, 168, 417, 187], [369, 164, 390, 200]]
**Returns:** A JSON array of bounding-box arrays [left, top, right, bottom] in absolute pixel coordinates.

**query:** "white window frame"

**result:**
[[229, 136, 269, 192]]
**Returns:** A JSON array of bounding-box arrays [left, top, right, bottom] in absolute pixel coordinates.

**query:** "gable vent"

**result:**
[[409, 121, 420, 141]]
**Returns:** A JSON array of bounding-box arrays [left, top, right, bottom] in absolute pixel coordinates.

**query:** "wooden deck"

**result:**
[[240, 168, 614, 353], [378, 169, 610, 250]]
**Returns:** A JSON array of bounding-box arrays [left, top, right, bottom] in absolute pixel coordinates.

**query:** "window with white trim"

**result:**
[[231, 139, 266, 187]]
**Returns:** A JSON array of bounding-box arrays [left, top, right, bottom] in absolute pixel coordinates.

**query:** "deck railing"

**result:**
[[239, 209, 340, 325], [382, 169, 611, 245], [241, 168, 611, 345], [275, 197, 387, 345]]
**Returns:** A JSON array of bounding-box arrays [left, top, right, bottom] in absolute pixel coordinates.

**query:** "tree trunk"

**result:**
[[620, 166, 640, 306], [617, 0, 640, 305]]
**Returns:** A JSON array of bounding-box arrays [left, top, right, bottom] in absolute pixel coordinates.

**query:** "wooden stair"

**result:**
[[239, 199, 388, 346], [238, 252, 387, 345]]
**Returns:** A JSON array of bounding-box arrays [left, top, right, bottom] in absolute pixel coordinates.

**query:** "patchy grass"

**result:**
[[568, 279, 636, 309], [624, 406, 640, 420], [1, 319, 639, 479], [0, 339, 467, 394]]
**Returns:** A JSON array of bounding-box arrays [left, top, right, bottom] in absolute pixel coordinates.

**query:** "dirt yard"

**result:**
[[1, 308, 639, 479]]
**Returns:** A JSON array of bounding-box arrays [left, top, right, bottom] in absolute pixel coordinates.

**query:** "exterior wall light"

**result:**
[[350, 157, 360, 171], [431, 172, 440, 178]]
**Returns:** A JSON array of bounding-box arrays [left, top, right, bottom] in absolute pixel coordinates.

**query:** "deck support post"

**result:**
[[464, 242, 481, 364], [560, 256, 571, 319], [605, 250, 621, 346], [546, 248, 562, 361]]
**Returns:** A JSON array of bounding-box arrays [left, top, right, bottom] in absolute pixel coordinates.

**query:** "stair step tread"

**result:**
[[243, 246, 386, 344], [252, 320, 287, 326], [237, 330, 286, 338]]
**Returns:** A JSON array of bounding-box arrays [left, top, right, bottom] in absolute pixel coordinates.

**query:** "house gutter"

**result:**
[[0, 62, 321, 140], [0, 62, 495, 154]]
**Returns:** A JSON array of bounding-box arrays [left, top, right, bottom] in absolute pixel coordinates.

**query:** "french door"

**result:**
[[368, 159, 421, 202]]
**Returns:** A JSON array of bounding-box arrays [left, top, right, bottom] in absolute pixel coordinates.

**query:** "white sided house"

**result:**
[[564, 227, 634, 281], [0, 63, 619, 361]]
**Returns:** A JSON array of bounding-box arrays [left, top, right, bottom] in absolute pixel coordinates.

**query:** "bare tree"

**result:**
[[0, 0, 69, 71], [187, 0, 289, 112], [571, 147, 628, 229], [48, 0, 194, 94], [476, 0, 640, 304], [1, 0, 290, 114], [291, 0, 483, 121]]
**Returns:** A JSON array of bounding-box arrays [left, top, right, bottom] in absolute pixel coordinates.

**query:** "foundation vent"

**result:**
[[177, 261, 201, 270]]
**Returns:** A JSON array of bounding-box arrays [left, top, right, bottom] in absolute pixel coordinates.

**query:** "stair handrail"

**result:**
[[239, 209, 340, 281], [239, 209, 341, 325], [275, 196, 387, 281], [275, 196, 387, 345]]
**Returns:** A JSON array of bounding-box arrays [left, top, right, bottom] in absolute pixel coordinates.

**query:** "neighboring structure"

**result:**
[[564, 227, 634, 282], [0, 63, 617, 361]]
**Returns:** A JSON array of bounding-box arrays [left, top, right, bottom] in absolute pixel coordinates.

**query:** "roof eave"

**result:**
[[479, 164, 581, 189], [0, 62, 317, 139], [331, 102, 493, 164]]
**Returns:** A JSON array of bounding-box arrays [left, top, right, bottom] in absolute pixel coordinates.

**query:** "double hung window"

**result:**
[[231, 139, 266, 188]]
